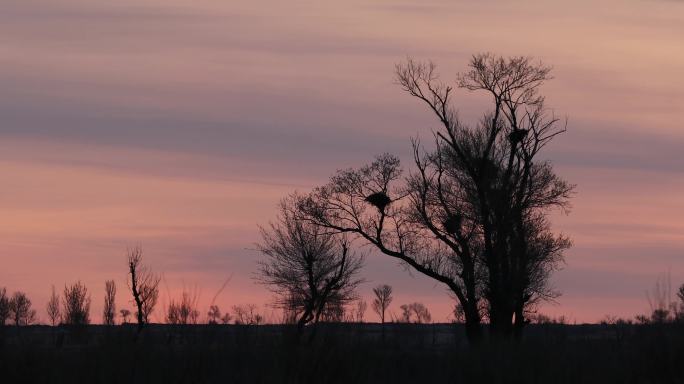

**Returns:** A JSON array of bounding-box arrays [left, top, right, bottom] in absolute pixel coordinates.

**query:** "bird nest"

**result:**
[[508, 129, 529, 144], [442, 214, 462, 234], [365, 192, 391, 211]]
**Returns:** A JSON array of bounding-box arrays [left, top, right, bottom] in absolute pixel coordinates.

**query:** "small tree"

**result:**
[[256, 197, 364, 334], [120, 309, 131, 324], [46, 285, 61, 326], [127, 246, 160, 331], [676, 283, 684, 321], [232, 304, 263, 325], [62, 281, 91, 325], [9, 291, 37, 326], [399, 302, 432, 324], [354, 300, 367, 323], [166, 290, 199, 325], [646, 273, 674, 323], [207, 305, 221, 324], [103, 280, 116, 325], [372, 284, 393, 324], [0, 288, 10, 326], [220, 312, 232, 324]]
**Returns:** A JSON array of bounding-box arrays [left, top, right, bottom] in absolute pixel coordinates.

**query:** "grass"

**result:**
[[1, 323, 682, 384]]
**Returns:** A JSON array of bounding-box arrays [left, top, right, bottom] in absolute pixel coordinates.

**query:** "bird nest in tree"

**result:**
[[508, 129, 529, 144], [442, 214, 462, 234], [365, 192, 391, 211]]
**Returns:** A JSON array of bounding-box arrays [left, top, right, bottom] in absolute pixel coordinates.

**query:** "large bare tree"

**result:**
[[298, 54, 573, 342], [256, 197, 364, 336], [126, 246, 160, 331]]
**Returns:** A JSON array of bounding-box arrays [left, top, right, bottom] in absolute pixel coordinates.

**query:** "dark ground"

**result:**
[[1, 323, 683, 384]]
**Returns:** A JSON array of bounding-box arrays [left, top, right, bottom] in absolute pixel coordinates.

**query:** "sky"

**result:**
[[1, 0, 683, 324]]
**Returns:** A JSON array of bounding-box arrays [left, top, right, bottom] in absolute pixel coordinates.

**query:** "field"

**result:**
[[1, 323, 683, 384]]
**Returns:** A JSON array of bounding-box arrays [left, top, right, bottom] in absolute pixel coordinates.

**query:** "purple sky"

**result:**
[[1, 0, 683, 324]]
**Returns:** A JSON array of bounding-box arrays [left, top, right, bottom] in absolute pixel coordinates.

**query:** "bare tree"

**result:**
[[207, 305, 221, 324], [166, 289, 200, 325], [46, 285, 61, 326], [103, 280, 116, 325], [256, 197, 364, 334], [232, 304, 263, 325], [354, 300, 367, 323], [398, 302, 432, 324], [676, 283, 684, 322], [298, 54, 573, 343], [120, 309, 131, 324], [220, 312, 232, 324], [127, 246, 160, 331], [9, 291, 37, 326], [372, 284, 393, 324], [62, 281, 91, 325], [0, 288, 10, 326], [646, 272, 674, 323]]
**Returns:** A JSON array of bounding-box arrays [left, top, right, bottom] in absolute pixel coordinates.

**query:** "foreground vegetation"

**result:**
[[1, 323, 682, 384]]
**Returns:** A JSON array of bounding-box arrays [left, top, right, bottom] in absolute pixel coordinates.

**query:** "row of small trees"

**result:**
[[0, 278, 426, 327], [0, 247, 156, 329], [0, 283, 91, 326], [1, 241, 417, 328]]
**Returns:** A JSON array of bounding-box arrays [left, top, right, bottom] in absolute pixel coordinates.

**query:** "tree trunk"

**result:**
[[463, 302, 483, 346], [489, 299, 514, 341], [464, 318, 483, 345]]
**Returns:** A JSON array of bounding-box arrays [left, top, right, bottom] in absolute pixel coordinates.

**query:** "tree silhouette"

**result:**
[[120, 309, 131, 324], [231, 304, 264, 325], [372, 284, 393, 324], [103, 280, 116, 325], [298, 53, 573, 343], [0, 288, 9, 326], [126, 246, 160, 331], [676, 283, 684, 321], [46, 285, 61, 326], [399, 302, 432, 324], [207, 305, 222, 324], [256, 197, 364, 335], [166, 289, 200, 325], [446, 54, 573, 338], [62, 281, 91, 326], [353, 300, 367, 323], [9, 291, 37, 326], [220, 312, 232, 324]]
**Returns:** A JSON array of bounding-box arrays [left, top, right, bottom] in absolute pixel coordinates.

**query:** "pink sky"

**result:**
[[1, 0, 683, 324]]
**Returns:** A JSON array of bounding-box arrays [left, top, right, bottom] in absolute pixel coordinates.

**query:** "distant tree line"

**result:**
[[2, 255, 683, 335], [0, 247, 418, 329]]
